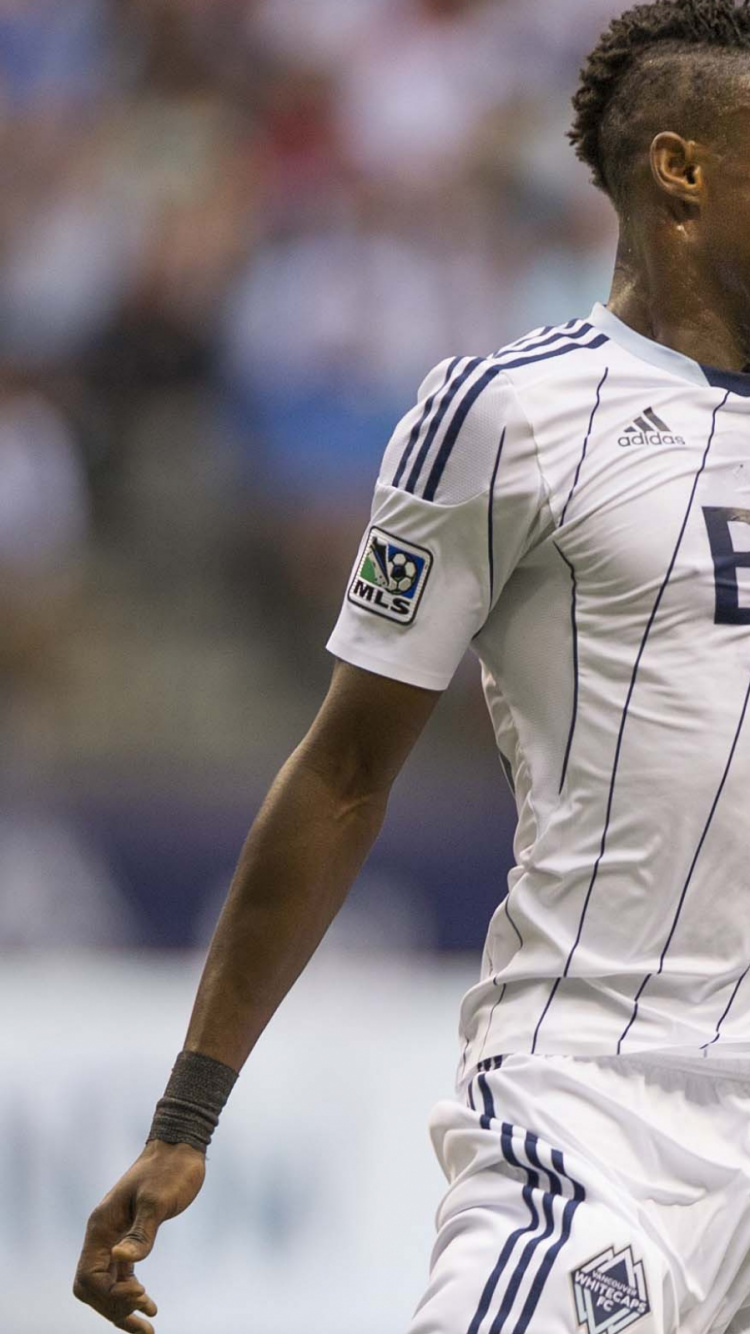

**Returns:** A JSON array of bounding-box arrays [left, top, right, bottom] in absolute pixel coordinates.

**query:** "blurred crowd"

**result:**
[[0, 0, 621, 949]]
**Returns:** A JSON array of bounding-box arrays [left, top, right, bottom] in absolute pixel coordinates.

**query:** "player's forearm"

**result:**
[[182, 743, 388, 1072]]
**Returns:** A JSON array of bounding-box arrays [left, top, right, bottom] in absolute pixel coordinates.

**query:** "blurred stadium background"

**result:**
[[0, 1, 622, 1329]]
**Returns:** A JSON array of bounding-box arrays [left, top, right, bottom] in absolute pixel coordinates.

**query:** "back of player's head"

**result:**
[[570, 0, 750, 208]]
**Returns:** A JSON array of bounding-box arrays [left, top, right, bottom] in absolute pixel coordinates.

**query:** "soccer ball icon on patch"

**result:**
[[369, 535, 420, 595], [351, 526, 432, 623], [388, 551, 419, 593]]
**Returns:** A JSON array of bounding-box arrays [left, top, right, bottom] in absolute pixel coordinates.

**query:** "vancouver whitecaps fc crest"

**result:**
[[571, 1245, 651, 1334], [348, 526, 433, 625]]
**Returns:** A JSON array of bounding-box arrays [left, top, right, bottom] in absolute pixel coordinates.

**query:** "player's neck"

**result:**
[[607, 235, 750, 375]]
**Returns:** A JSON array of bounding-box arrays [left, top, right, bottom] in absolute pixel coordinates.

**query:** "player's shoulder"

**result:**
[[486, 315, 610, 390], [384, 315, 613, 505], [417, 315, 612, 405]]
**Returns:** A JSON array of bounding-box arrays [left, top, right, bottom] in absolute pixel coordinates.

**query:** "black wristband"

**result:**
[[147, 1050, 238, 1153]]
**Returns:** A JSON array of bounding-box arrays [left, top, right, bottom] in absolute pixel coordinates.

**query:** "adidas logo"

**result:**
[[618, 407, 685, 449]]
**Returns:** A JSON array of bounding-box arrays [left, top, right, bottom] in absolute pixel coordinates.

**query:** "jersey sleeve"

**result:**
[[326, 357, 549, 691]]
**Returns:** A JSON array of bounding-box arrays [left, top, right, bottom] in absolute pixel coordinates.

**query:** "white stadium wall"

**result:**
[[0, 951, 476, 1334]]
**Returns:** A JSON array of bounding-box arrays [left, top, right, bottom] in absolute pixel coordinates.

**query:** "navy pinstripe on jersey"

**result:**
[[554, 543, 579, 794], [704, 964, 750, 1050], [618, 672, 750, 1053], [560, 367, 609, 526], [487, 430, 507, 604]]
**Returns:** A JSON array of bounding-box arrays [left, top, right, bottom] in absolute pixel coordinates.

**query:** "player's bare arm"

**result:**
[[74, 660, 440, 1333]]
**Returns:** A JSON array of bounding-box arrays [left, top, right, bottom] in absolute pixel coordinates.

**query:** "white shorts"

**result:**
[[409, 1053, 750, 1334]]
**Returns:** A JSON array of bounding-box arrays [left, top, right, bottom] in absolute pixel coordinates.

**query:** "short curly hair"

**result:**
[[570, 0, 750, 204]]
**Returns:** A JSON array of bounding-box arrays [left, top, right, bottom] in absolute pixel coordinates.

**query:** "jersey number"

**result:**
[[703, 506, 750, 625]]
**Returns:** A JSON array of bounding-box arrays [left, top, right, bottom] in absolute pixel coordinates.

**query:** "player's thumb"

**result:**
[[112, 1200, 161, 1264]]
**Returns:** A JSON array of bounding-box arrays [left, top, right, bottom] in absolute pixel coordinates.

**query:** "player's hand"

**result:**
[[73, 1140, 206, 1332]]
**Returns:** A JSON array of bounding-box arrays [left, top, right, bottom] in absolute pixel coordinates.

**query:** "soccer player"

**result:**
[[74, 1, 750, 1330]]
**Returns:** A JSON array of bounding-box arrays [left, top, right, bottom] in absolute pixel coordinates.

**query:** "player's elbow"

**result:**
[[292, 660, 435, 812], [296, 728, 395, 816], [312, 748, 393, 818]]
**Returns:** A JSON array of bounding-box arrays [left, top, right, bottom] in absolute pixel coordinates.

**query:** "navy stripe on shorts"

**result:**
[[466, 1070, 585, 1334]]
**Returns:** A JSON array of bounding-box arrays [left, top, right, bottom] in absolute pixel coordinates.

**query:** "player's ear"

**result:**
[[650, 133, 703, 208]]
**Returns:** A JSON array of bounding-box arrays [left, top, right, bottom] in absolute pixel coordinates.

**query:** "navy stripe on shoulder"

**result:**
[[422, 363, 505, 502], [404, 357, 482, 494], [392, 358, 456, 488], [397, 331, 607, 504], [514, 324, 554, 346], [497, 333, 609, 373], [493, 318, 581, 358], [421, 335, 609, 503], [493, 323, 593, 364]]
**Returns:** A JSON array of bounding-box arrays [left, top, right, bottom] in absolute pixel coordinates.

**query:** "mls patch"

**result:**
[[348, 526, 432, 625], [571, 1246, 651, 1334]]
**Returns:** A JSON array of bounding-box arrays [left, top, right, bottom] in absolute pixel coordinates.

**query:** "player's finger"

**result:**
[[74, 1270, 158, 1326], [114, 1316, 155, 1334], [76, 1206, 130, 1302], [112, 1199, 162, 1264], [73, 1252, 118, 1309], [109, 1275, 156, 1307], [109, 1278, 145, 1298], [110, 1278, 158, 1316]]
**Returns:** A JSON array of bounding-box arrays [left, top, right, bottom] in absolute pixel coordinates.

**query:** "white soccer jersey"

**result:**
[[327, 304, 750, 1067]]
